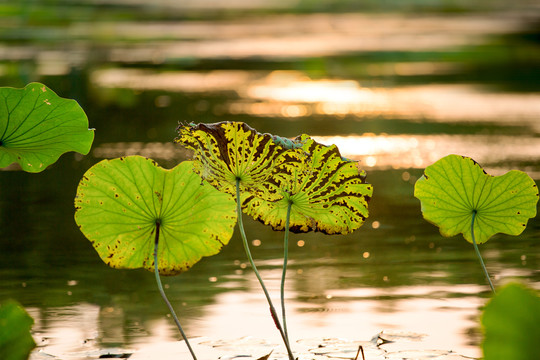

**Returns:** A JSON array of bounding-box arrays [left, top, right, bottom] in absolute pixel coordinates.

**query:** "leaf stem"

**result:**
[[280, 201, 292, 343], [470, 211, 496, 294], [153, 221, 198, 360], [235, 179, 295, 360]]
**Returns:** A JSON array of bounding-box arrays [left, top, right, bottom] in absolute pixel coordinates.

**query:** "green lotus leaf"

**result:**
[[0, 82, 94, 172], [175, 121, 302, 202], [244, 134, 373, 234], [0, 299, 36, 360], [74, 156, 237, 275], [414, 154, 538, 244], [482, 283, 540, 360]]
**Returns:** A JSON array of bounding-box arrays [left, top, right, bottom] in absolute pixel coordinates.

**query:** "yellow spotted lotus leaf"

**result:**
[[74, 156, 237, 275], [175, 122, 302, 203], [244, 134, 373, 234]]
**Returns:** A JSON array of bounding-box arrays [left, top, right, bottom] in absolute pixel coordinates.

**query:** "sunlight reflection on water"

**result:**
[[93, 68, 540, 130], [99, 13, 523, 61], [28, 283, 486, 359], [91, 66, 540, 179], [91, 133, 540, 178], [243, 79, 540, 123], [313, 134, 540, 176]]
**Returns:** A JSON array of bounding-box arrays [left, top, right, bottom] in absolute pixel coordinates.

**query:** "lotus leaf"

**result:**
[[0, 299, 36, 360], [74, 156, 237, 275], [175, 121, 302, 201], [482, 283, 540, 360], [244, 134, 372, 234], [0, 82, 94, 172], [414, 154, 538, 244]]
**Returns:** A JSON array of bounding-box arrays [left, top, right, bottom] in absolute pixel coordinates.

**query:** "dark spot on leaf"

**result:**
[[517, 211, 521, 215]]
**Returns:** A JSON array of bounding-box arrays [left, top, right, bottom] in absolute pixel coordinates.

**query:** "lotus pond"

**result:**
[[1, 1, 539, 359]]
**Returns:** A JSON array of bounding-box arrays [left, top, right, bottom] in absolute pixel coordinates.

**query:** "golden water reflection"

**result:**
[[91, 133, 540, 177], [93, 68, 540, 129], [92, 69, 256, 93], [28, 281, 485, 359], [3, 12, 528, 68], [313, 134, 540, 176], [102, 13, 523, 61], [239, 72, 540, 123]]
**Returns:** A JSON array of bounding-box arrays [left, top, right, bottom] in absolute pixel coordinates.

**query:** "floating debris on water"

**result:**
[[31, 333, 476, 360]]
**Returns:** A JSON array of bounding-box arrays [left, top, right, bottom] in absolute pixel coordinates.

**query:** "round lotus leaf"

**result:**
[[414, 154, 538, 244], [74, 156, 237, 275], [0, 82, 94, 172], [244, 134, 373, 234], [175, 121, 302, 202]]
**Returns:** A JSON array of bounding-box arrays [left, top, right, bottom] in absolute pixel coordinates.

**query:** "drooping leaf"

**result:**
[[244, 134, 372, 234], [0, 82, 94, 172], [74, 156, 237, 275], [175, 121, 302, 201], [0, 299, 36, 360], [482, 283, 540, 360], [414, 154, 538, 244]]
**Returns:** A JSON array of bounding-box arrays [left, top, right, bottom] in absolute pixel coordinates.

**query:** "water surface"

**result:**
[[1, 2, 539, 359]]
